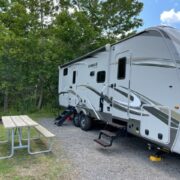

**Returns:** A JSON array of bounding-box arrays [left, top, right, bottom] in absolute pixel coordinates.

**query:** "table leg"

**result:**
[[8, 130, 11, 142], [27, 127, 53, 155], [12, 127, 29, 150], [17, 128, 23, 146], [0, 128, 14, 160]]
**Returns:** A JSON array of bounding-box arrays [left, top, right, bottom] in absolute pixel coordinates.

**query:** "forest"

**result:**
[[0, 0, 143, 113]]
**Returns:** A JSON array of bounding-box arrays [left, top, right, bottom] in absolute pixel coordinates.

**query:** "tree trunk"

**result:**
[[37, 88, 43, 110], [3, 90, 9, 112]]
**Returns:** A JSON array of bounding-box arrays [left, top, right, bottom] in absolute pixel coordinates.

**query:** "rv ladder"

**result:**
[[94, 122, 126, 147]]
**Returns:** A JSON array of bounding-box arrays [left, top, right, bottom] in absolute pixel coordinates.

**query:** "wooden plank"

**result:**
[[20, 115, 38, 127], [11, 116, 27, 127], [2, 116, 16, 129], [35, 125, 55, 138]]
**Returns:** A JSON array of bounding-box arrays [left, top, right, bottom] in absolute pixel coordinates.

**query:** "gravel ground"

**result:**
[[40, 118, 180, 180]]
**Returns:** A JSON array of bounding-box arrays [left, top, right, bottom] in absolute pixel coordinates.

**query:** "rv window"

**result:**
[[117, 57, 126, 79], [63, 68, 68, 76], [90, 71, 95, 76], [97, 71, 106, 83], [72, 71, 76, 84]]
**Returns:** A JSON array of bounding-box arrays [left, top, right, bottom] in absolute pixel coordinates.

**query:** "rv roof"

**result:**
[[60, 45, 107, 68], [60, 26, 174, 68]]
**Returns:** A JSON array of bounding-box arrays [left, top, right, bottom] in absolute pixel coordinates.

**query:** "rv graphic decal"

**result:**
[[113, 87, 141, 109], [59, 90, 81, 101], [119, 87, 179, 127], [80, 84, 179, 127], [119, 86, 160, 106], [60, 85, 179, 128], [79, 85, 148, 116], [88, 62, 98, 68], [132, 58, 177, 68], [59, 91, 68, 95]]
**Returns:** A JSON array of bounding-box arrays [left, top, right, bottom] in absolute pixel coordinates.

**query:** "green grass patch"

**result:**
[[0, 124, 74, 180], [27, 111, 55, 120]]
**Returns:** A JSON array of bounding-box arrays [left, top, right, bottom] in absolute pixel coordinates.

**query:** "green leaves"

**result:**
[[0, 0, 143, 112], [69, 0, 143, 39]]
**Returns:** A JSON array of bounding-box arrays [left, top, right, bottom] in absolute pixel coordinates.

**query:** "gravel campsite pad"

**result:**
[[40, 118, 180, 180]]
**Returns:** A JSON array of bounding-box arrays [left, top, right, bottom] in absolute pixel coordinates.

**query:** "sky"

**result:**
[[139, 0, 180, 30]]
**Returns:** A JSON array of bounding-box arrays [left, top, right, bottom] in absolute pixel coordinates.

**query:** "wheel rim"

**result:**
[[81, 117, 86, 127]]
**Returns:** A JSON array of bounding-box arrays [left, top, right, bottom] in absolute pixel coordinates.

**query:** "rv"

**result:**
[[58, 26, 180, 153]]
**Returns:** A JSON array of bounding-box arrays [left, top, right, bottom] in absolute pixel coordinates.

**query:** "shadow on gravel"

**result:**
[[95, 133, 180, 178], [43, 118, 180, 179]]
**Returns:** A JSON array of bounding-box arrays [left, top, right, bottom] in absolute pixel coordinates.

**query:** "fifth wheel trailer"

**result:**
[[58, 26, 180, 153]]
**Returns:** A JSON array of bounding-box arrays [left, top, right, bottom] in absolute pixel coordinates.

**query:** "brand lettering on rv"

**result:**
[[88, 63, 98, 68]]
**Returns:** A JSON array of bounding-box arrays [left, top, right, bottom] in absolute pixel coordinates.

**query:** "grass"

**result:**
[[0, 113, 75, 180], [0, 149, 73, 180], [27, 110, 56, 120]]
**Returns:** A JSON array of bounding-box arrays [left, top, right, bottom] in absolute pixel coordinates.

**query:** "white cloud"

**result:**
[[160, 9, 180, 25]]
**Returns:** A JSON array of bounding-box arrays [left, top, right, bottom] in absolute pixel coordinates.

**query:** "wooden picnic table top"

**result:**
[[1, 115, 38, 129]]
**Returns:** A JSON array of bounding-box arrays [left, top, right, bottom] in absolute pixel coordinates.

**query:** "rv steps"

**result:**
[[55, 107, 76, 126], [100, 130, 116, 137], [94, 138, 112, 147], [94, 122, 126, 147], [107, 122, 126, 129]]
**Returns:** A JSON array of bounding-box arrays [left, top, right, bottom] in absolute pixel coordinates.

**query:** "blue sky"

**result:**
[[139, 0, 180, 30]]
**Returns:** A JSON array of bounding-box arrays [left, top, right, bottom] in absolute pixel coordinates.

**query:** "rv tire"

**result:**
[[80, 114, 92, 131], [73, 113, 81, 127]]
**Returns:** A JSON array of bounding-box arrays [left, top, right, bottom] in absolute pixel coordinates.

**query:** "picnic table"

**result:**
[[0, 115, 55, 160]]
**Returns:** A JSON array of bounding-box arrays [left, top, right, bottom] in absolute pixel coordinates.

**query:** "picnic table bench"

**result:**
[[0, 115, 55, 160]]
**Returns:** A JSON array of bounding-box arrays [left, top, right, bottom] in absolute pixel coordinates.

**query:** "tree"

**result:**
[[52, 10, 99, 63], [53, 0, 143, 62], [0, 0, 56, 111], [71, 0, 143, 39], [0, 0, 143, 112], [0, 21, 24, 112]]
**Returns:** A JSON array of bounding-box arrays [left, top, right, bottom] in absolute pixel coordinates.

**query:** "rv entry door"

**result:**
[[108, 51, 131, 120], [68, 66, 78, 107]]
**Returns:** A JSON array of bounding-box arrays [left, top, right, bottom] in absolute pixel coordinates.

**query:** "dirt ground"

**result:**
[[40, 118, 180, 180]]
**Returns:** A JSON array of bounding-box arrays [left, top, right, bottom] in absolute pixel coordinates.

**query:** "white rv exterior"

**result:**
[[58, 26, 180, 153]]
